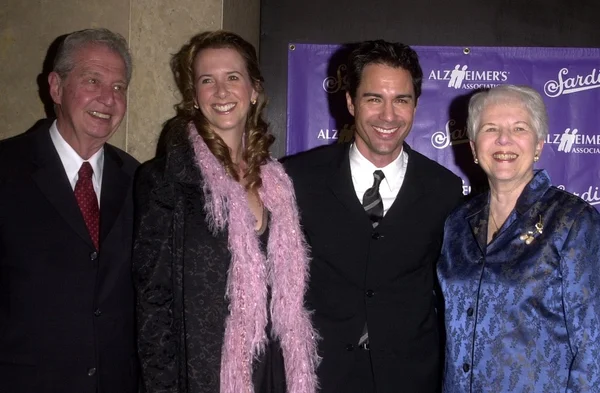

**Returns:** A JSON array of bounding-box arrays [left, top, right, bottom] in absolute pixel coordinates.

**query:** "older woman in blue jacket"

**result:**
[[438, 84, 600, 393]]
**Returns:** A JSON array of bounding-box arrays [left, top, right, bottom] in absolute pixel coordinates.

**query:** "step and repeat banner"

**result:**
[[287, 44, 600, 210]]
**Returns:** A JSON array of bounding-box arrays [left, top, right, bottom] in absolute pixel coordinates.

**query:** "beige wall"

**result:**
[[0, 0, 260, 163]]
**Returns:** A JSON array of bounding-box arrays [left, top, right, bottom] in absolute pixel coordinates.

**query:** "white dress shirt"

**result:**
[[349, 143, 408, 216], [49, 120, 104, 205]]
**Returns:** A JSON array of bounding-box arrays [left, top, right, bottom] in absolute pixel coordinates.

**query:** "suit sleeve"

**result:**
[[561, 205, 600, 392], [132, 162, 180, 393]]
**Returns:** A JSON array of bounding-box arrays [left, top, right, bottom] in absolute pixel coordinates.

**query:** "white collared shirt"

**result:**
[[49, 120, 104, 205], [349, 143, 409, 216]]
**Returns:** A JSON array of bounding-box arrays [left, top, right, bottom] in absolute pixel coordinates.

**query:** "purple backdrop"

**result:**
[[287, 44, 600, 210]]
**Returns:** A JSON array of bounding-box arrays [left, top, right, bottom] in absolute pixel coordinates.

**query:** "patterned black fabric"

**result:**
[[133, 128, 283, 393]]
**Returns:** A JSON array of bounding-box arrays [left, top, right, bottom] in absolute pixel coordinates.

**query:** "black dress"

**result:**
[[252, 211, 287, 393]]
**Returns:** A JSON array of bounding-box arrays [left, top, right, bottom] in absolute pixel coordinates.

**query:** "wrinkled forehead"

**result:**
[[70, 43, 127, 76]]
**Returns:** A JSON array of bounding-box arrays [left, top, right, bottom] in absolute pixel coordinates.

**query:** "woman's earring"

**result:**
[[251, 99, 257, 105], [193, 104, 199, 109], [534, 154, 539, 162], [473, 157, 479, 164]]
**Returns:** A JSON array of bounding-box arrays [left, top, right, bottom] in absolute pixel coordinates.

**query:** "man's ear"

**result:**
[[346, 91, 355, 116], [48, 72, 62, 105]]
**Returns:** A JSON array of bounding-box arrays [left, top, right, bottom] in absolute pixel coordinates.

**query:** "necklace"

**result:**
[[490, 211, 500, 238]]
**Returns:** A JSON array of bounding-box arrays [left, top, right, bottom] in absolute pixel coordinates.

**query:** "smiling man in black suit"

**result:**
[[284, 40, 463, 393], [0, 28, 139, 393]]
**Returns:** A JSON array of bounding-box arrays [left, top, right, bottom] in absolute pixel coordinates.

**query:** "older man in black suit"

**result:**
[[284, 40, 463, 393], [0, 28, 138, 393]]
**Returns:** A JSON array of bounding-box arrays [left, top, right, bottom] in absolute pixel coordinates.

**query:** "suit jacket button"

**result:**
[[345, 344, 354, 351], [87, 367, 97, 376], [371, 232, 382, 240], [94, 309, 102, 317], [467, 307, 474, 317], [90, 251, 98, 261], [366, 289, 375, 297], [463, 363, 470, 373]]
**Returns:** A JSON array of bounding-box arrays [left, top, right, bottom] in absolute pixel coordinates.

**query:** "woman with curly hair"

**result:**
[[133, 31, 319, 393]]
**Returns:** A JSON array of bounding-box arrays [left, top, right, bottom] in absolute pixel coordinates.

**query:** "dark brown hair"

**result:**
[[171, 30, 273, 191], [346, 40, 423, 103]]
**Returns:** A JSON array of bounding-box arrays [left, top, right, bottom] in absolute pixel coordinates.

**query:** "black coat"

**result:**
[[283, 142, 463, 393], [133, 139, 231, 393], [133, 135, 287, 393], [0, 119, 139, 393]]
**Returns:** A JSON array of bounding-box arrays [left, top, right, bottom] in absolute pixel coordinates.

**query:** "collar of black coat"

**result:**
[[157, 117, 203, 185]]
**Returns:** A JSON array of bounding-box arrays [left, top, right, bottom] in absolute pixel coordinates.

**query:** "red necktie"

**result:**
[[74, 162, 100, 250]]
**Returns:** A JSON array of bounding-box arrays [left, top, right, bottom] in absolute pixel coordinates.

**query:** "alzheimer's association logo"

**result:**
[[557, 128, 579, 153], [544, 67, 600, 98], [316, 124, 355, 142], [428, 64, 509, 89], [546, 128, 600, 154], [447, 65, 469, 89]]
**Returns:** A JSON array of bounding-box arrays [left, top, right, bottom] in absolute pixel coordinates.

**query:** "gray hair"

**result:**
[[53, 28, 132, 83], [467, 84, 548, 141]]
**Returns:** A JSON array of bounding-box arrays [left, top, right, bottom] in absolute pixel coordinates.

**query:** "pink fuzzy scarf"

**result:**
[[188, 124, 320, 393]]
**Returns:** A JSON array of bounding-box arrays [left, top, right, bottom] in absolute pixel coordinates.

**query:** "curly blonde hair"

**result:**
[[171, 30, 274, 191]]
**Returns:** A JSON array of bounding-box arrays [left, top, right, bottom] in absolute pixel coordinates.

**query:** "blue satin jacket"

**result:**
[[438, 170, 600, 393]]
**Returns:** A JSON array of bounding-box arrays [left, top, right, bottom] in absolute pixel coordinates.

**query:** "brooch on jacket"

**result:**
[[519, 215, 543, 245]]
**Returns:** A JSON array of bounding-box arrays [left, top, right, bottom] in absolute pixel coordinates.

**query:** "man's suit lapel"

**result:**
[[382, 144, 428, 222], [99, 145, 129, 245], [327, 143, 372, 226], [31, 126, 95, 248]]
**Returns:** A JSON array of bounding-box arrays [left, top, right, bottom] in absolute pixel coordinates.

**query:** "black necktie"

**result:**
[[362, 170, 385, 228], [359, 170, 385, 349]]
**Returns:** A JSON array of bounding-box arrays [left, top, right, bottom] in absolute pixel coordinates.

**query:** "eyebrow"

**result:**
[[196, 70, 243, 78], [361, 92, 414, 100], [80, 70, 102, 78], [480, 121, 532, 128], [80, 70, 127, 85]]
